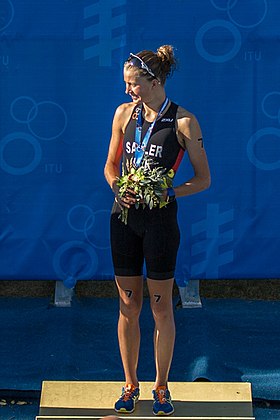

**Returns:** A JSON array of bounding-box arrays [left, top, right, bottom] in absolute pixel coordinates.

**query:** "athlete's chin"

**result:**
[[130, 95, 141, 103]]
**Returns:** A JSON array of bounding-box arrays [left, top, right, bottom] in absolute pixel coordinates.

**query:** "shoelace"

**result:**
[[155, 386, 167, 404], [121, 385, 136, 402]]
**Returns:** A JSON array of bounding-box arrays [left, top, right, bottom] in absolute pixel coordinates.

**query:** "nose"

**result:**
[[125, 83, 130, 95]]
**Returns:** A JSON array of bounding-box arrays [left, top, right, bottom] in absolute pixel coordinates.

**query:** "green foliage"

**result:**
[[116, 158, 173, 224]]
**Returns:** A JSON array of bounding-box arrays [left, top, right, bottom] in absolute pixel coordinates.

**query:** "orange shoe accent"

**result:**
[[122, 384, 137, 402], [154, 386, 167, 403]]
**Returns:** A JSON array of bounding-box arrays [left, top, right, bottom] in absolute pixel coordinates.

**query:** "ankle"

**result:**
[[153, 383, 167, 390], [125, 382, 139, 389]]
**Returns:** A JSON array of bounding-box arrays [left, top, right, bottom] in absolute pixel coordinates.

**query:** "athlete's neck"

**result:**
[[142, 93, 168, 121]]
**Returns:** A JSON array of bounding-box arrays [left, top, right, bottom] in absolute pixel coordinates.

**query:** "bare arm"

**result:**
[[172, 108, 211, 198], [104, 104, 127, 189], [104, 103, 136, 208]]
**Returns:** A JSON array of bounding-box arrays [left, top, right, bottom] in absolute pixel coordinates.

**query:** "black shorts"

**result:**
[[110, 201, 180, 280]]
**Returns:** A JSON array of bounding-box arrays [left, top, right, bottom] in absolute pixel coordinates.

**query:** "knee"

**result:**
[[120, 297, 142, 319], [151, 301, 173, 322]]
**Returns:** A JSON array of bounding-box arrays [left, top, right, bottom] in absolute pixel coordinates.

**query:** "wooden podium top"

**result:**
[[38, 380, 254, 419]]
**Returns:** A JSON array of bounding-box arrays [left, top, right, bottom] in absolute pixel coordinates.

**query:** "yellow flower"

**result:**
[[167, 169, 175, 178]]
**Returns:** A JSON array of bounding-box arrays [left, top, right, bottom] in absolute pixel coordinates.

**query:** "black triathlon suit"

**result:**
[[110, 101, 186, 280]]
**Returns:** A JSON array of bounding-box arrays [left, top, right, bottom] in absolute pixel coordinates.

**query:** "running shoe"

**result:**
[[152, 386, 174, 416], [114, 383, 140, 413]]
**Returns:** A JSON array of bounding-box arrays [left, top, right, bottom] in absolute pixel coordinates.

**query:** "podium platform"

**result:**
[[36, 381, 255, 419]]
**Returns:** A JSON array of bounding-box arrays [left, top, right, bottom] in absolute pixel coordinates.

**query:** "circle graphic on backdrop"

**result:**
[[0, 0, 14, 32], [195, 19, 242, 63], [210, 0, 237, 11], [67, 204, 95, 233], [10, 96, 38, 124], [84, 209, 111, 250], [247, 127, 280, 170], [53, 241, 98, 281], [0, 132, 42, 175], [227, 0, 267, 29], [261, 91, 280, 120], [27, 101, 68, 141]]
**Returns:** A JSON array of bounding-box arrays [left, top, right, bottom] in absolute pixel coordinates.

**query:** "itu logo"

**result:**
[[195, 0, 268, 63], [0, 96, 68, 175], [83, 0, 127, 65], [247, 91, 280, 171], [0, 0, 14, 32], [191, 204, 234, 278], [53, 203, 111, 288]]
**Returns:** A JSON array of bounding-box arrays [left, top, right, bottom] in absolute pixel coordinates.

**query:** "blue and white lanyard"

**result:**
[[134, 97, 169, 167]]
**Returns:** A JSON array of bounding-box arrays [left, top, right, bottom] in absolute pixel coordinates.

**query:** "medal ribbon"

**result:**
[[134, 97, 169, 167]]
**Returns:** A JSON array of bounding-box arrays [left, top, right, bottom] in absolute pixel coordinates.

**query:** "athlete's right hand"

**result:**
[[112, 181, 136, 209]]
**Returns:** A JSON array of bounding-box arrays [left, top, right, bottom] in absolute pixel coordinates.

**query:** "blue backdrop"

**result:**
[[0, 0, 279, 287]]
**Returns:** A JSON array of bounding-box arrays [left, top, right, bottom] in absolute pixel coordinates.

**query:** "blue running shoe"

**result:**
[[114, 384, 140, 413], [152, 386, 174, 416]]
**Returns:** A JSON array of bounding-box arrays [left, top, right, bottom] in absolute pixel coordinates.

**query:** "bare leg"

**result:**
[[115, 275, 143, 387], [147, 278, 175, 389]]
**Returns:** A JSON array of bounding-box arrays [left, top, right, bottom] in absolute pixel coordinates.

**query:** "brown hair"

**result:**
[[125, 45, 177, 85]]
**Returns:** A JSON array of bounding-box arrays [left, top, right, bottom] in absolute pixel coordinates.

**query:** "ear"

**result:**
[[152, 79, 160, 88]]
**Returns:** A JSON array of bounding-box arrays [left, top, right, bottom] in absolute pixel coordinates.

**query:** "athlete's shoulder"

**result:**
[[113, 102, 136, 133], [176, 105, 196, 121], [176, 105, 201, 132], [175, 105, 202, 147], [115, 102, 136, 118]]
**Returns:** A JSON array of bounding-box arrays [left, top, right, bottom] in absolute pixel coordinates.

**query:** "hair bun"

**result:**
[[156, 45, 177, 80], [157, 45, 175, 62]]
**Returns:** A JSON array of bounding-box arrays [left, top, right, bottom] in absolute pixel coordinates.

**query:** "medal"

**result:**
[[134, 97, 169, 167]]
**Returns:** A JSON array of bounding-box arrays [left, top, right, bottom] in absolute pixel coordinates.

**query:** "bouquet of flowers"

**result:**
[[116, 157, 174, 224]]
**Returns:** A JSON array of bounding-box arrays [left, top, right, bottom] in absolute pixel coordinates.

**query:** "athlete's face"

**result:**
[[123, 67, 155, 104]]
